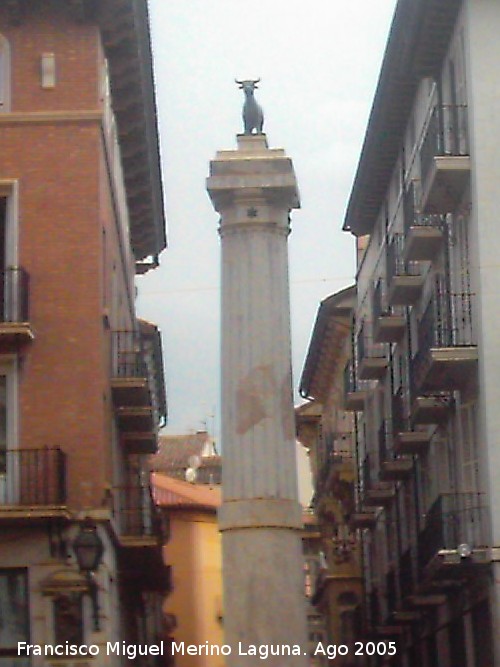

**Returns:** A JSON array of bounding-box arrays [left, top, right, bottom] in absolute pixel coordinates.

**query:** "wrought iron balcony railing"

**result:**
[[357, 322, 385, 365], [111, 329, 167, 429], [399, 547, 416, 600], [360, 451, 397, 508], [343, 359, 371, 411], [373, 278, 409, 341], [417, 287, 476, 352], [357, 323, 387, 380], [420, 104, 469, 186], [111, 330, 148, 378], [357, 324, 366, 365], [114, 484, 163, 539], [378, 421, 390, 464], [140, 321, 168, 427], [392, 388, 407, 434], [378, 418, 414, 480], [410, 280, 477, 393], [372, 280, 384, 322], [343, 359, 357, 395], [0, 447, 66, 506], [403, 182, 446, 235], [387, 234, 421, 280], [418, 492, 488, 572], [361, 454, 371, 494], [315, 441, 354, 498]]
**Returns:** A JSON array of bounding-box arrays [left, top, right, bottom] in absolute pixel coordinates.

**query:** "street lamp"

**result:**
[[73, 519, 104, 631]]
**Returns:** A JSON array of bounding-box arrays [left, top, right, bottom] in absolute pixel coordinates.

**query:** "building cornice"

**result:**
[[0, 110, 102, 124], [299, 285, 356, 400], [98, 0, 166, 260]]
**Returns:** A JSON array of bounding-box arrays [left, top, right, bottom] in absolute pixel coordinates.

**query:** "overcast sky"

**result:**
[[137, 0, 398, 440]]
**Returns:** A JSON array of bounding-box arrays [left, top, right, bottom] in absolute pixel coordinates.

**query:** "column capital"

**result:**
[[206, 134, 300, 213]]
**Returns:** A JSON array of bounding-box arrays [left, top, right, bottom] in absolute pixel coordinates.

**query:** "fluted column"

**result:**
[[207, 134, 308, 666]]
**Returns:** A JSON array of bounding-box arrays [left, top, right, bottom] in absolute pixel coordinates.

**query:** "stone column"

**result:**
[[207, 134, 308, 666]]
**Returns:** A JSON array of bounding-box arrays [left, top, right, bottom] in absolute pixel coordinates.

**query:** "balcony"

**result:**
[[361, 455, 395, 508], [378, 421, 413, 481], [418, 493, 490, 579], [0, 447, 67, 520], [420, 104, 470, 214], [403, 183, 445, 261], [111, 327, 167, 454], [114, 484, 163, 545], [343, 360, 368, 411], [114, 484, 170, 592], [0, 267, 33, 346], [357, 323, 388, 380], [411, 394, 454, 425], [364, 482, 395, 508], [386, 235, 425, 307], [111, 330, 150, 404], [411, 288, 478, 392], [393, 429, 432, 455], [392, 389, 432, 455], [372, 280, 406, 344], [350, 508, 378, 530], [315, 440, 354, 505]]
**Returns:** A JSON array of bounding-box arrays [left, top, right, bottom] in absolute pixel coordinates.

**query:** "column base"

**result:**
[[218, 498, 303, 532]]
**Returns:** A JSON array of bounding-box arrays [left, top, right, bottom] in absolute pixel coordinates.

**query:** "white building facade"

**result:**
[[344, 1, 500, 665]]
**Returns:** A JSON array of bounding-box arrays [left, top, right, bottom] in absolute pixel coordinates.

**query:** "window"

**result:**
[[0, 569, 29, 665], [0, 35, 10, 112], [0, 362, 18, 506], [0, 376, 6, 475], [53, 594, 83, 646]]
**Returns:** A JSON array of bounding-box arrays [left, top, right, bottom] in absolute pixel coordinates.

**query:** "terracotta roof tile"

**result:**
[[152, 473, 221, 509], [149, 432, 215, 472]]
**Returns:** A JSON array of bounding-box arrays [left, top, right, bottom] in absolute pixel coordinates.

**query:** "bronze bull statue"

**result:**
[[236, 79, 264, 135]]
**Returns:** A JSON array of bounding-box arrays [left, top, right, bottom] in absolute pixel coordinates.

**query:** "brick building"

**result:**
[[0, 1, 168, 663]]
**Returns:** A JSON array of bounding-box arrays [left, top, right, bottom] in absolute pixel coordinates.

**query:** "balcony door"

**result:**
[[0, 189, 20, 323], [0, 364, 18, 505], [0, 199, 5, 321], [0, 376, 6, 501]]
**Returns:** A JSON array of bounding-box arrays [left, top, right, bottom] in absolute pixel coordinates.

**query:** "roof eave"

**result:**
[[299, 285, 356, 399], [100, 0, 167, 260], [342, 0, 463, 237]]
